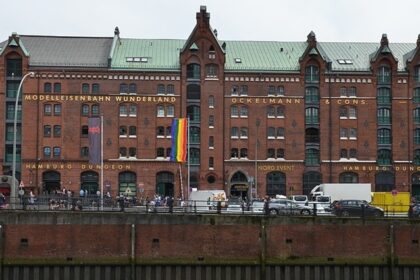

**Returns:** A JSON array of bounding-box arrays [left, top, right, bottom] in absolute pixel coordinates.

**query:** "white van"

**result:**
[[188, 190, 227, 212], [288, 195, 309, 206]]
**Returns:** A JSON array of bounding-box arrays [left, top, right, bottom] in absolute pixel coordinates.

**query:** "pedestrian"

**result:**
[[167, 196, 174, 213], [29, 191, 36, 210], [264, 195, 270, 216]]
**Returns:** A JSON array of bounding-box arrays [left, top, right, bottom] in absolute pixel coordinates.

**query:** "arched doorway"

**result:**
[[412, 172, 420, 201], [43, 171, 61, 194], [375, 171, 394, 192], [230, 171, 248, 200], [119, 171, 136, 197], [266, 172, 286, 197], [156, 172, 174, 197], [302, 171, 322, 195], [80, 171, 99, 195]]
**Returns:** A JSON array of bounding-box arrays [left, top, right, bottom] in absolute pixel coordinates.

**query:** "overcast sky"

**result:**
[[2, 0, 419, 43]]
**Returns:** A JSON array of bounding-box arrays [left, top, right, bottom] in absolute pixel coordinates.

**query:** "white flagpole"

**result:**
[[100, 115, 104, 211], [178, 163, 183, 200]]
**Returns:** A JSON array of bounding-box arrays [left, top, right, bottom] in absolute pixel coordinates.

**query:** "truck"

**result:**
[[188, 190, 227, 211], [310, 183, 372, 204], [371, 192, 410, 213]]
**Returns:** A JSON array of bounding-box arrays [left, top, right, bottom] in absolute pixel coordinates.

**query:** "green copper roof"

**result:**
[[110, 38, 416, 72], [110, 39, 185, 70], [223, 41, 307, 72]]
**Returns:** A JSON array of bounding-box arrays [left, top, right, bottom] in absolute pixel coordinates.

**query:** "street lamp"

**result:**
[[11, 71, 34, 209]]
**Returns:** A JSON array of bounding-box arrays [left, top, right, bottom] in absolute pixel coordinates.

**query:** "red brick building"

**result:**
[[2, 6, 420, 200]]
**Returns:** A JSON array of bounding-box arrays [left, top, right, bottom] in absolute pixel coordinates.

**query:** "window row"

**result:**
[[44, 83, 62, 93], [44, 104, 62, 116], [43, 146, 61, 158], [339, 86, 357, 97], [119, 126, 137, 137], [340, 149, 357, 159], [230, 105, 248, 118], [44, 125, 61, 137], [186, 63, 219, 79], [82, 83, 100, 94], [339, 106, 357, 119], [119, 104, 137, 116], [340, 128, 357, 139], [230, 148, 248, 158]]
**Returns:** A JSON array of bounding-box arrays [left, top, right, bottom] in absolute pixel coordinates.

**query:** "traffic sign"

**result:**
[[391, 189, 398, 196], [19, 181, 24, 188]]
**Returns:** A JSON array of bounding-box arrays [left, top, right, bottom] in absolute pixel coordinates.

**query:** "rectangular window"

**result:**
[[53, 147, 61, 158], [44, 104, 52, 116], [44, 125, 51, 137], [119, 105, 128, 116], [166, 105, 174, 117], [43, 147, 51, 158], [349, 128, 357, 139], [157, 105, 165, 117], [53, 83, 61, 93], [54, 125, 61, 137], [6, 124, 20, 141], [54, 104, 61, 116], [340, 128, 348, 139], [6, 81, 19, 98], [129, 105, 137, 116]]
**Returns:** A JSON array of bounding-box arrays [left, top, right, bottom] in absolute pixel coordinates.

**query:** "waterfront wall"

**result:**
[[1, 212, 420, 266]]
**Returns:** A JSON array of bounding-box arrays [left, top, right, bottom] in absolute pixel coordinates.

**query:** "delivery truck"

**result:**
[[310, 183, 372, 203], [188, 190, 227, 211], [371, 192, 410, 213]]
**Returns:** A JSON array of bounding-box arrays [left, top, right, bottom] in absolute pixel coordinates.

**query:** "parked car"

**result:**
[[332, 200, 384, 217], [268, 199, 312, 215], [410, 203, 420, 218], [250, 200, 265, 214], [226, 200, 244, 213]]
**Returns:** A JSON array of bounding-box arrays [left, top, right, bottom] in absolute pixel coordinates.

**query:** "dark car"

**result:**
[[411, 203, 420, 218], [332, 200, 384, 217], [268, 199, 312, 216]]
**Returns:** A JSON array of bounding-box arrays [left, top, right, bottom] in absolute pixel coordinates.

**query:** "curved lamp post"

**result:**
[[11, 71, 34, 209]]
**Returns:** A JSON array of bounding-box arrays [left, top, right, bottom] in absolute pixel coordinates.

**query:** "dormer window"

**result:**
[[234, 58, 242, 63]]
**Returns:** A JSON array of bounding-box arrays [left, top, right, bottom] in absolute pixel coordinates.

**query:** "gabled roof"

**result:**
[[18, 36, 113, 67]]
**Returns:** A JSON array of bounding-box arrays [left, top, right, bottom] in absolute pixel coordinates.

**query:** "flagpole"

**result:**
[[187, 118, 190, 200], [100, 115, 104, 211]]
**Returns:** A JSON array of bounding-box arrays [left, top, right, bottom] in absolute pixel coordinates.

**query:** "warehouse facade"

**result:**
[[1, 6, 420, 200]]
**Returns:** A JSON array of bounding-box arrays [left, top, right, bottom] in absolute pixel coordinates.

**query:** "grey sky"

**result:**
[[2, 0, 419, 43]]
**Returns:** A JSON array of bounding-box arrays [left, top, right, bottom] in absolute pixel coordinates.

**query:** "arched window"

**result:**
[[240, 148, 248, 158], [267, 148, 275, 158], [266, 172, 286, 196], [53, 83, 61, 93], [92, 83, 100, 94], [156, 147, 165, 158], [340, 149, 348, 158], [81, 104, 89, 116], [91, 104, 100, 116], [231, 148, 239, 158], [339, 172, 359, 183]]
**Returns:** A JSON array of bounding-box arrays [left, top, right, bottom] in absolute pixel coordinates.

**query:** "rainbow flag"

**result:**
[[170, 118, 188, 162]]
